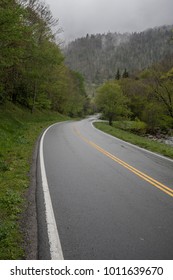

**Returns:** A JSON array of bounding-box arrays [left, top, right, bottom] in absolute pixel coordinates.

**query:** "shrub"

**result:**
[[113, 120, 147, 135]]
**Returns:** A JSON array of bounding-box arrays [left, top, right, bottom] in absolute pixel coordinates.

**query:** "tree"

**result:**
[[120, 78, 148, 120], [0, 0, 64, 109], [156, 68, 173, 118], [49, 65, 87, 117], [0, 0, 28, 103], [115, 69, 121, 80], [122, 68, 129, 78], [141, 68, 173, 119], [0, 0, 88, 116], [95, 80, 130, 125]]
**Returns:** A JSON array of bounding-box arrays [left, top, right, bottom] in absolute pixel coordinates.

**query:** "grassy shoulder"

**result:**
[[0, 102, 69, 259], [94, 121, 173, 159]]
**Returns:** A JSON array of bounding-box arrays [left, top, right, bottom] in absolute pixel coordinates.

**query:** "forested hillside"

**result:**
[[64, 26, 173, 84], [0, 0, 87, 117]]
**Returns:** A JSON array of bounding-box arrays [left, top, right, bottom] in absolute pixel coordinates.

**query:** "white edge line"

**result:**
[[91, 121, 173, 163], [39, 122, 65, 260]]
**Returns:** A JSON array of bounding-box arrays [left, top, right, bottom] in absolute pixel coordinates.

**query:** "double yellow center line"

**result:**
[[74, 126, 173, 198]]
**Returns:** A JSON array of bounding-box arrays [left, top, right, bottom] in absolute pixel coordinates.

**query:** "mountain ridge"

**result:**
[[64, 25, 173, 84]]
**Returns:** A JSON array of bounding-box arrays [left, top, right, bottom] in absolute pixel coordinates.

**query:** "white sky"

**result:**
[[45, 0, 173, 42]]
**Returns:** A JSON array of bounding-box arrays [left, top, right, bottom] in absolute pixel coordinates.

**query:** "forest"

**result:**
[[0, 0, 88, 117], [65, 27, 173, 134], [95, 60, 173, 134], [64, 26, 173, 84], [1, 1, 173, 133], [0, 0, 173, 260]]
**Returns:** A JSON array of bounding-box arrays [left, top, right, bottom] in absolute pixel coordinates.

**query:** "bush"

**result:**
[[141, 102, 171, 133], [113, 120, 147, 135]]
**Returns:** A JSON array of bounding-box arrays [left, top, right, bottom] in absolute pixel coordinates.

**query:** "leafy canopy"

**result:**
[[95, 80, 130, 125]]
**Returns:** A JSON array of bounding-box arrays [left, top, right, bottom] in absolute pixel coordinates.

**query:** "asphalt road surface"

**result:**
[[37, 116, 173, 260]]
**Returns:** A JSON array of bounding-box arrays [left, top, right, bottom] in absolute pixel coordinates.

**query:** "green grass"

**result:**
[[110, 120, 147, 135], [0, 102, 69, 259], [94, 122, 173, 159]]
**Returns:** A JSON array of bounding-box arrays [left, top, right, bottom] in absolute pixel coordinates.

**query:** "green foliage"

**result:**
[[0, 159, 10, 172], [120, 78, 148, 120], [94, 122, 173, 159], [49, 65, 86, 117], [0, 102, 70, 259], [119, 62, 173, 133], [113, 120, 147, 135], [95, 81, 130, 125], [141, 102, 164, 132], [0, 0, 87, 116], [94, 61, 173, 133], [0, 189, 23, 216], [0, 0, 26, 67], [0, 220, 24, 259], [138, 66, 173, 132]]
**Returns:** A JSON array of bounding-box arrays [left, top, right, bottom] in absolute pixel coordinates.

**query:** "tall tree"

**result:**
[[115, 69, 121, 80], [0, 0, 28, 103], [0, 0, 88, 116], [141, 68, 173, 119], [95, 80, 130, 125]]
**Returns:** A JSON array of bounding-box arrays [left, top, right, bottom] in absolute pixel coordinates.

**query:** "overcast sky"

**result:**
[[45, 0, 173, 42]]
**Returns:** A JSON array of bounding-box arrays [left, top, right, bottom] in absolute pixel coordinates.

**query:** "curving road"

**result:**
[[37, 116, 173, 260]]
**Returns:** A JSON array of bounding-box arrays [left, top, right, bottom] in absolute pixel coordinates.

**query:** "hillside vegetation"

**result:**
[[1, 1, 173, 259], [0, 0, 88, 117], [94, 122, 173, 159], [0, 102, 69, 259], [64, 26, 173, 83], [65, 26, 173, 135], [95, 63, 173, 133], [0, 0, 88, 259]]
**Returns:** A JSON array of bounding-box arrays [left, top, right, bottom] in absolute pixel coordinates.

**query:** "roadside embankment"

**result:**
[[94, 122, 173, 159], [0, 102, 69, 259]]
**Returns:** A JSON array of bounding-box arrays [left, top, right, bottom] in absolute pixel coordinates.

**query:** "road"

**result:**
[[37, 116, 173, 260]]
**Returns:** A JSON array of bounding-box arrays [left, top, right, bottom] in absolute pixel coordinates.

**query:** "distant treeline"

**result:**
[[0, 0, 88, 117], [64, 26, 173, 83]]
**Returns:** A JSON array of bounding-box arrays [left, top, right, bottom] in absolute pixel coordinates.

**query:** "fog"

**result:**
[[45, 0, 173, 42]]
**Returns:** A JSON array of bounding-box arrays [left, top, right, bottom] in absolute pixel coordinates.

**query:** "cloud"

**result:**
[[46, 0, 173, 41]]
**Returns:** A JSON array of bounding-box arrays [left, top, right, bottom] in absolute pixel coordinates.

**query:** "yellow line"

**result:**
[[73, 126, 173, 198]]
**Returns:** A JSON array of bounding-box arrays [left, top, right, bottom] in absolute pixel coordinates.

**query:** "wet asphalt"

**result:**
[[38, 117, 173, 259]]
